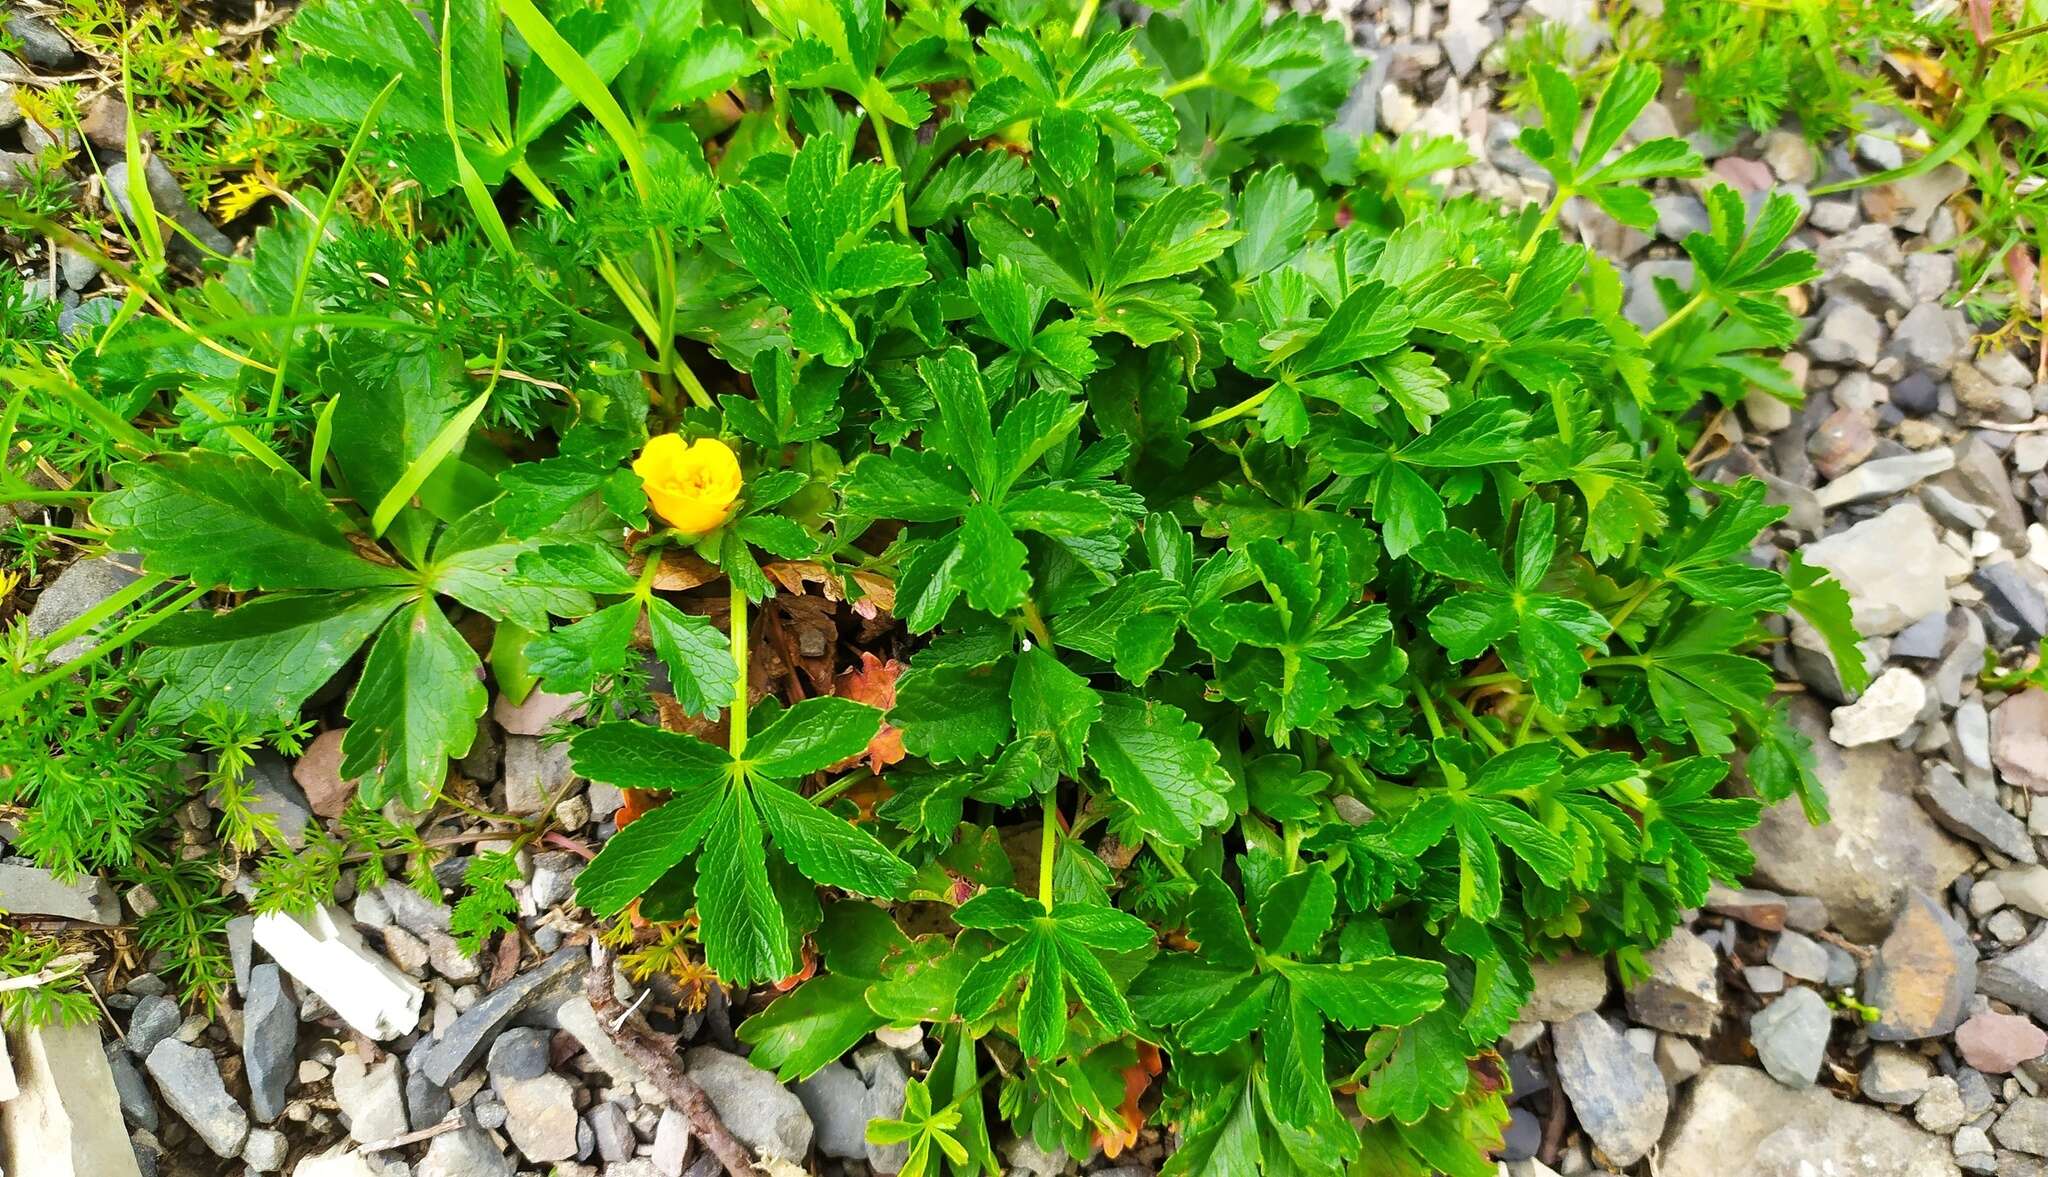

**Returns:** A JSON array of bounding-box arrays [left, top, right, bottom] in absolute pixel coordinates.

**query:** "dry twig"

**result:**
[[584, 940, 758, 1175]]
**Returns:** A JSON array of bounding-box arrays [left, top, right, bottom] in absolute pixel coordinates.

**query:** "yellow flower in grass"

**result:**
[[635, 434, 742, 535]]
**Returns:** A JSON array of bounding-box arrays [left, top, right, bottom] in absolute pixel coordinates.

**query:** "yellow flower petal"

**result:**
[[636, 435, 742, 535]]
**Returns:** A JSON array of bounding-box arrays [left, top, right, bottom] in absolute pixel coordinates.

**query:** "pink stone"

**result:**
[[1955, 1010, 2048, 1074], [492, 689, 585, 736], [1713, 156, 1775, 195], [292, 728, 355, 818]]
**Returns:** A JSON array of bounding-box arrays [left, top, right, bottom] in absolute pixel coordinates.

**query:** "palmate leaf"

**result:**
[[1413, 499, 1611, 708], [953, 886, 1151, 1059], [1135, 871, 1447, 1133], [570, 700, 911, 983], [1514, 60, 1704, 228]]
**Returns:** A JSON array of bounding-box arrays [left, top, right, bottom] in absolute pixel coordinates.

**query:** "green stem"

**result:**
[[1018, 598, 1053, 648], [810, 770, 872, 808], [1533, 710, 1591, 758], [1503, 189, 1568, 299], [1410, 674, 1446, 740], [267, 74, 403, 423], [1070, 0, 1100, 39], [1192, 387, 1272, 431], [1449, 670, 1522, 690], [1605, 579, 1661, 631], [870, 114, 912, 237], [729, 576, 749, 758], [1162, 71, 1210, 99], [1440, 693, 1508, 755], [0, 484, 92, 504], [1039, 793, 1058, 912], [1641, 288, 1709, 347]]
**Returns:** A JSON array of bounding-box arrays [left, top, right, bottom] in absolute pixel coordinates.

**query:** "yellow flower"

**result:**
[[634, 434, 742, 534]]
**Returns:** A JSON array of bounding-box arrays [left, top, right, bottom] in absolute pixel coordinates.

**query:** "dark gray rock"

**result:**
[[1550, 1012, 1667, 1167], [1866, 890, 1977, 1041], [106, 1042, 159, 1131], [1891, 371, 1942, 416], [417, 947, 581, 1087], [794, 1062, 869, 1160], [1750, 987, 1831, 1087], [25, 554, 142, 666], [1976, 562, 2048, 645], [1982, 929, 2048, 1020], [5, 13, 80, 67], [242, 963, 297, 1123], [105, 157, 234, 259], [486, 1027, 551, 1086], [589, 1101, 637, 1164], [144, 1040, 249, 1158], [125, 995, 181, 1060], [405, 1037, 453, 1131], [1919, 764, 2038, 863]]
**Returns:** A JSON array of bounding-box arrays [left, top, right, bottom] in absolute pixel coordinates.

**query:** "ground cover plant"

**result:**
[[0, 0, 1868, 1171]]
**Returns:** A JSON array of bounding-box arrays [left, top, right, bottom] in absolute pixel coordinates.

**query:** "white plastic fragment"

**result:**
[[251, 905, 424, 1040]]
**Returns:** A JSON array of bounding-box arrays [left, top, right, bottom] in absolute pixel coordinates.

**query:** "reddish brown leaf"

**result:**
[[832, 652, 905, 773]]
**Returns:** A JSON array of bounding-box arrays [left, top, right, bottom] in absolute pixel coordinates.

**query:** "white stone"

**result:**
[[1829, 668, 1928, 746], [0, 1021, 145, 1177], [1815, 448, 1956, 508], [291, 1150, 386, 1177], [252, 906, 424, 1040], [1802, 504, 1955, 636], [555, 996, 651, 1088], [1744, 390, 1793, 433]]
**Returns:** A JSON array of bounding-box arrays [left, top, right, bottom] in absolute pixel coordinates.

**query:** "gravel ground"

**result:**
[[7, 2, 2048, 1176]]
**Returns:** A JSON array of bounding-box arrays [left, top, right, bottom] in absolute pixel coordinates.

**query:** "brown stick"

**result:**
[[584, 941, 758, 1176]]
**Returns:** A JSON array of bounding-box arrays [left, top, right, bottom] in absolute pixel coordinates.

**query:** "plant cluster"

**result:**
[[1, 0, 1866, 1170]]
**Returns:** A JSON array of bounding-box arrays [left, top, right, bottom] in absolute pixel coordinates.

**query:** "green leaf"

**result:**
[[1086, 693, 1233, 847], [569, 722, 732, 793], [1279, 957, 1447, 1029], [696, 790, 791, 982], [1256, 866, 1336, 957], [139, 589, 411, 723], [100, 454, 414, 591], [647, 599, 738, 718], [1010, 645, 1101, 776], [528, 599, 639, 692], [754, 779, 912, 897], [338, 598, 486, 809], [736, 973, 884, 1080], [892, 657, 1013, 763], [745, 697, 883, 778], [1787, 551, 1869, 694]]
